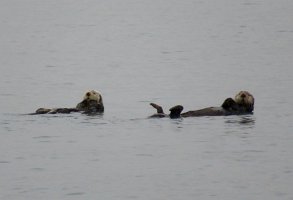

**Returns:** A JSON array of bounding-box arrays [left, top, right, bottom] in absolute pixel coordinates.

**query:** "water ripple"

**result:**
[[66, 192, 85, 196]]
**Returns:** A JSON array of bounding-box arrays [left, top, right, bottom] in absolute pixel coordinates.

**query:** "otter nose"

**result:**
[[241, 93, 246, 98]]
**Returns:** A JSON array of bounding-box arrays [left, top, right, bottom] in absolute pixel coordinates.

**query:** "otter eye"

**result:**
[[86, 92, 90, 96]]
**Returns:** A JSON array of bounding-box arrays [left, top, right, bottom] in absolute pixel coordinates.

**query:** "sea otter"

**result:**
[[76, 90, 104, 113], [149, 91, 254, 118], [32, 90, 104, 115]]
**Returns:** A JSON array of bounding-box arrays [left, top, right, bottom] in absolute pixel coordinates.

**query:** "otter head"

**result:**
[[83, 90, 103, 105], [76, 90, 104, 113], [234, 91, 254, 112]]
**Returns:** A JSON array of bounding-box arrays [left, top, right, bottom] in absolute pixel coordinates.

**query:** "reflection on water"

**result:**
[[225, 115, 256, 128], [223, 115, 256, 139]]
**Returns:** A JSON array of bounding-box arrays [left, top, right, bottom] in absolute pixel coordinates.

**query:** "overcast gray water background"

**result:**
[[1, 0, 293, 199]]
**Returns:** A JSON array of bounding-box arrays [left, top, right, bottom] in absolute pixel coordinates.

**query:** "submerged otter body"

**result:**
[[149, 91, 254, 118], [34, 107, 79, 114], [32, 90, 104, 115], [181, 107, 227, 117], [180, 97, 251, 117]]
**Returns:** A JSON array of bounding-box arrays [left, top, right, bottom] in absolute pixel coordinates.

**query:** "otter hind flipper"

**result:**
[[150, 103, 164, 114], [169, 105, 184, 119], [35, 108, 52, 114]]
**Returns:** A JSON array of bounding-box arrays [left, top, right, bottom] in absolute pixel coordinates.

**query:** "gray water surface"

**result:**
[[1, 0, 293, 199]]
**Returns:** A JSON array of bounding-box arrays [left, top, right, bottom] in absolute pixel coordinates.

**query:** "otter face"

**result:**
[[234, 91, 254, 112], [83, 90, 103, 104]]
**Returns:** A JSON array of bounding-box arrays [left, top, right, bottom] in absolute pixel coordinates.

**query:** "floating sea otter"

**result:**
[[149, 91, 254, 118], [31, 90, 104, 115]]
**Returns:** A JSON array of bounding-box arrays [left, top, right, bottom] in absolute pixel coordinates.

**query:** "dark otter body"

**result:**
[[150, 98, 252, 119], [31, 99, 104, 115], [34, 107, 79, 114], [180, 107, 227, 117], [76, 99, 104, 113], [181, 98, 251, 117]]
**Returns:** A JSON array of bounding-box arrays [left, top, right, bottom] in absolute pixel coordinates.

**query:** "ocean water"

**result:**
[[1, 0, 293, 199]]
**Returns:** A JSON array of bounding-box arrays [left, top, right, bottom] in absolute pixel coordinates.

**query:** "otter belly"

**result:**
[[181, 107, 228, 117]]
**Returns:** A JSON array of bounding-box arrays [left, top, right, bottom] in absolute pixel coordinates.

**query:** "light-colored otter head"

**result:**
[[76, 90, 104, 113], [83, 90, 103, 104], [234, 91, 254, 112]]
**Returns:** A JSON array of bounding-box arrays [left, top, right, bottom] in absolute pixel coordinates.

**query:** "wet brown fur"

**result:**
[[149, 91, 254, 118], [31, 90, 104, 115]]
